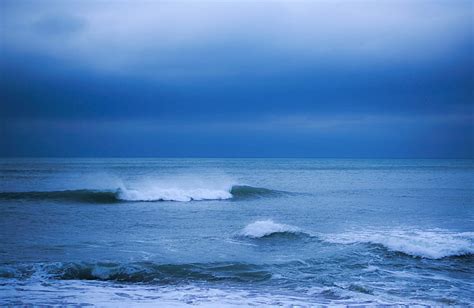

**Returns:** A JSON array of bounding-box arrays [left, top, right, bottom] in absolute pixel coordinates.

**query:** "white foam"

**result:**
[[240, 220, 302, 238], [118, 187, 232, 202], [116, 176, 235, 202], [0, 279, 383, 307], [322, 230, 474, 259]]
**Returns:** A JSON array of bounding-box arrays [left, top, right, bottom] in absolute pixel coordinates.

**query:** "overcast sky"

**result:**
[[0, 0, 472, 157]]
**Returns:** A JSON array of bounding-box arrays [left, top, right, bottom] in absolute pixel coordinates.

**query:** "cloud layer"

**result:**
[[0, 0, 472, 157]]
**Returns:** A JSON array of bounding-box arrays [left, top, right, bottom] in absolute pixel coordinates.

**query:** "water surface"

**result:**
[[0, 158, 473, 306]]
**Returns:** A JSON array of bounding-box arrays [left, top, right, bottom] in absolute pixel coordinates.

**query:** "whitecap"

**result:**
[[115, 176, 235, 202], [117, 187, 232, 202], [321, 230, 474, 259], [240, 220, 303, 238]]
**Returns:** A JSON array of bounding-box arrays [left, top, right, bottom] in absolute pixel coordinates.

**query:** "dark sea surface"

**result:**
[[0, 158, 473, 306]]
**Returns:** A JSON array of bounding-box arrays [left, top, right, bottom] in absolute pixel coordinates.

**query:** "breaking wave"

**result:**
[[0, 185, 284, 203], [117, 187, 232, 202], [240, 220, 309, 238], [321, 230, 474, 259], [117, 185, 284, 202], [0, 262, 272, 284], [238, 221, 473, 259]]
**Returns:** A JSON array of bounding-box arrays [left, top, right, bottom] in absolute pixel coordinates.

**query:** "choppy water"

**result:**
[[0, 158, 473, 306]]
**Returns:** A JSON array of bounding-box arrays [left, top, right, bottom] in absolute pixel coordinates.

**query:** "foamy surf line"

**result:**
[[240, 221, 474, 259], [320, 230, 474, 259], [0, 185, 285, 203]]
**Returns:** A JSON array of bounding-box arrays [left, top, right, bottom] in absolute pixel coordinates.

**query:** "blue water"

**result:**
[[0, 158, 473, 306]]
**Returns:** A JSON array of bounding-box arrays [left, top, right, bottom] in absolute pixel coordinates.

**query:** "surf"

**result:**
[[0, 185, 285, 203], [321, 230, 474, 259], [240, 220, 310, 238], [0, 261, 272, 284]]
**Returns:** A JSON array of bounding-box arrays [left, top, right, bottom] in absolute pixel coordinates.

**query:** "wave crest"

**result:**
[[21, 262, 272, 284], [240, 220, 308, 238], [118, 185, 284, 202], [117, 187, 232, 202], [322, 230, 474, 259], [0, 185, 283, 203]]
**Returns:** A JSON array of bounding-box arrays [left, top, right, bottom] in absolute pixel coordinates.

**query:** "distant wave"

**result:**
[[230, 185, 284, 199], [0, 185, 284, 203], [117, 185, 283, 202], [240, 220, 310, 238], [0, 190, 119, 204], [116, 186, 232, 202], [321, 230, 474, 259]]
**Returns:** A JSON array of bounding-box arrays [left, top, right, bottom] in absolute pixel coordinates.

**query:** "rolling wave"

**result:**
[[240, 220, 473, 259], [321, 230, 474, 259], [0, 262, 272, 284], [0, 185, 284, 203], [230, 185, 284, 199], [0, 190, 119, 204], [240, 220, 310, 238]]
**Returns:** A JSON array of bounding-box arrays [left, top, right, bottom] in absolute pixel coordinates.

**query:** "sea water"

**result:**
[[0, 158, 472, 306]]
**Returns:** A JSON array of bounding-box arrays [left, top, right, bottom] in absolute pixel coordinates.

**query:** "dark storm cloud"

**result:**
[[0, 0, 472, 157]]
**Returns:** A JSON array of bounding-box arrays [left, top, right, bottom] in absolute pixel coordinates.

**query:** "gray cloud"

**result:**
[[0, 0, 472, 157], [1, 0, 471, 78]]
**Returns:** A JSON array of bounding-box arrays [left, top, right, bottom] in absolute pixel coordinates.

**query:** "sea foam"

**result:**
[[322, 230, 474, 259], [240, 220, 304, 238], [0, 184, 281, 203], [117, 187, 233, 202]]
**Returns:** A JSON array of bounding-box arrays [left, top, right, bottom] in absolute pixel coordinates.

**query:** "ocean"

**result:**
[[0, 158, 472, 306]]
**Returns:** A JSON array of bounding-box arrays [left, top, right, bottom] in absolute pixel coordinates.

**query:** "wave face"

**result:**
[[230, 185, 284, 199], [0, 185, 283, 203], [240, 220, 308, 238], [0, 190, 119, 204], [1, 262, 272, 284], [322, 230, 474, 259]]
